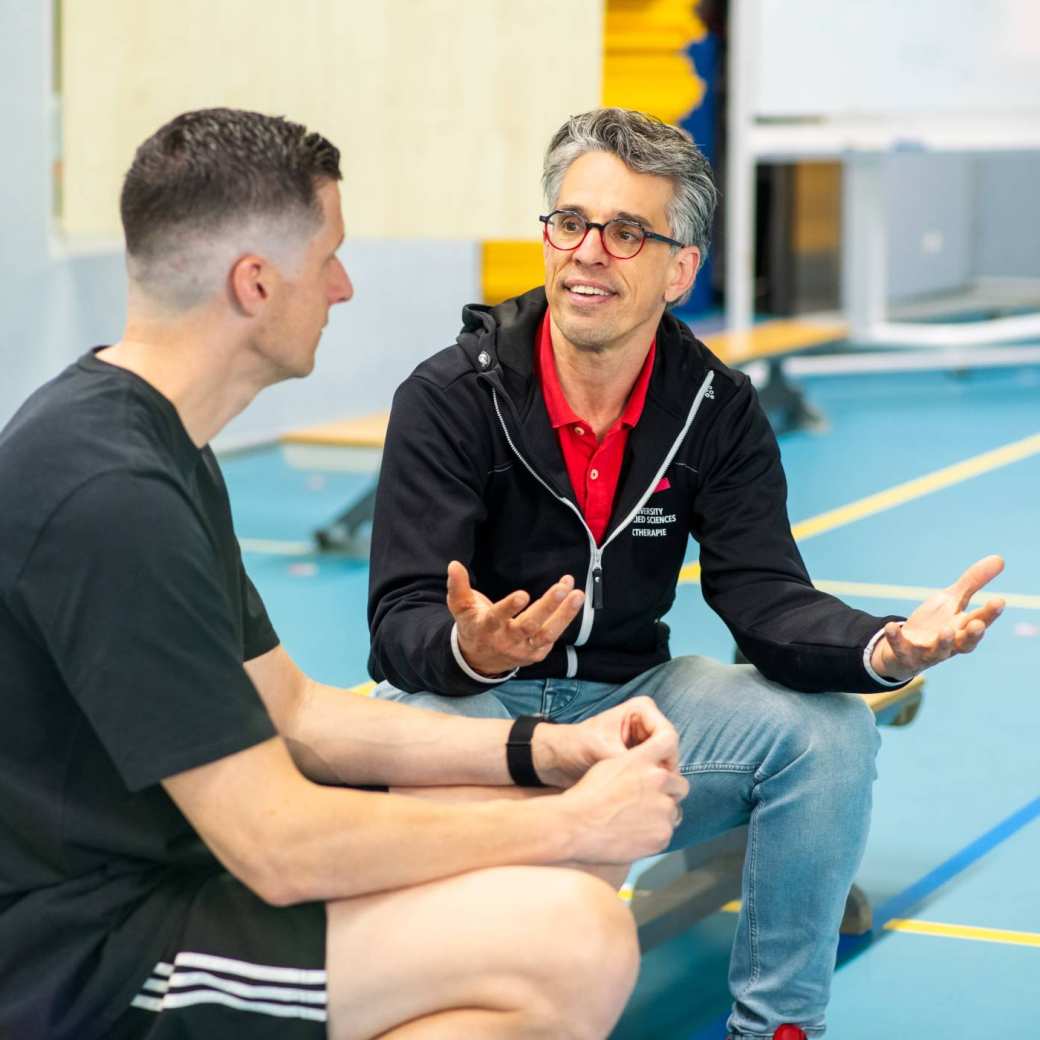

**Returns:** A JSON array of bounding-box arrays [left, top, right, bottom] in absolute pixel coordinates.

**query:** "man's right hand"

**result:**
[[555, 726, 689, 865], [447, 560, 585, 676]]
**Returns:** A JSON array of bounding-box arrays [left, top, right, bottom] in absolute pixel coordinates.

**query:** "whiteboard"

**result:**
[[752, 0, 1040, 119]]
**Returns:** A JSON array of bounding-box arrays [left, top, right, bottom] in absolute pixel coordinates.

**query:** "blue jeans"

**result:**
[[373, 655, 880, 1040]]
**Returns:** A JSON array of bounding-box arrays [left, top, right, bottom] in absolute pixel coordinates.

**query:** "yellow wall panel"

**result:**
[[480, 0, 708, 304], [481, 240, 545, 306], [602, 0, 705, 124], [61, 0, 601, 240]]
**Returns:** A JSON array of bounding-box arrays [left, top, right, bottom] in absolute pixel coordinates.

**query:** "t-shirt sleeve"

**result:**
[[238, 557, 279, 662], [16, 472, 277, 792]]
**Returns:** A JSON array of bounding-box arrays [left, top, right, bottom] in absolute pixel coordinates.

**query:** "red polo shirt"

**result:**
[[538, 311, 656, 544]]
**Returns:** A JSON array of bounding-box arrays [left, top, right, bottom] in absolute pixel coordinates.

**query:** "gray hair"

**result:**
[[542, 108, 717, 304]]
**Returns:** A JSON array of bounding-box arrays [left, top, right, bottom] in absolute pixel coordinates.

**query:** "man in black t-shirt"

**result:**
[[0, 109, 690, 1040]]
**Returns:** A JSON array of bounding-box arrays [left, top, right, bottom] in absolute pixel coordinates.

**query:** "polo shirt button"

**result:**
[[590, 469, 599, 480], [574, 426, 584, 436]]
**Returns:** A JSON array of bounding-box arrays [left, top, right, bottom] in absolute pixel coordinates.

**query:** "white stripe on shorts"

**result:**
[[168, 970, 327, 1004], [174, 951, 326, 985], [132, 952, 327, 1021], [156, 989, 326, 1021]]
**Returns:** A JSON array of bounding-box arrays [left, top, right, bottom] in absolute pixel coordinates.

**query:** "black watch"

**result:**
[[506, 715, 553, 787]]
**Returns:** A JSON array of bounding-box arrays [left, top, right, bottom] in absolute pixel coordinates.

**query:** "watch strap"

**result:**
[[506, 714, 551, 787]]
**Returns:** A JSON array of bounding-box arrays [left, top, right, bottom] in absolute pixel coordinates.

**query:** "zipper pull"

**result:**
[[591, 566, 603, 610]]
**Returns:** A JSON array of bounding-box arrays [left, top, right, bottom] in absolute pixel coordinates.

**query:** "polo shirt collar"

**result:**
[[536, 309, 657, 432]]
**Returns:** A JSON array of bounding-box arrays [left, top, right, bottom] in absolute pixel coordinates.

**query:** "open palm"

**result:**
[[871, 555, 1005, 681]]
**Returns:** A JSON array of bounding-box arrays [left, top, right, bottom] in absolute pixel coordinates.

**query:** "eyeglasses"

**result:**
[[539, 210, 687, 260]]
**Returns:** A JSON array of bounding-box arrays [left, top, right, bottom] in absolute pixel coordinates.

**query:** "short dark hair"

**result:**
[[121, 108, 341, 306]]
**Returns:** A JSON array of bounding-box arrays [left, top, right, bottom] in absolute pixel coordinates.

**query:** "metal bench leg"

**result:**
[[314, 477, 378, 555], [840, 883, 873, 935]]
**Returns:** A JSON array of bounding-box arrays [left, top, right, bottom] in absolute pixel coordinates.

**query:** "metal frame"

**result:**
[[724, 0, 1040, 354]]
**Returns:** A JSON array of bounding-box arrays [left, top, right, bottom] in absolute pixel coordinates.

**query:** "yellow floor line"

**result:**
[[721, 905, 1040, 950], [791, 432, 1040, 542], [812, 580, 1040, 611], [679, 430, 1040, 586], [677, 572, 1039, 609], [884, 918, 1040, 949]]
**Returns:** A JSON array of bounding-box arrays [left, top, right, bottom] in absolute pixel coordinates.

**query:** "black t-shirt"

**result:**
[[0, 352, 280, 1035]]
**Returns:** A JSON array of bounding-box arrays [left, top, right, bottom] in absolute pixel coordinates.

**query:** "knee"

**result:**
[[529, 872, 640, 1039], [749, 682, 878, 783], [787, 692, 881, 789]]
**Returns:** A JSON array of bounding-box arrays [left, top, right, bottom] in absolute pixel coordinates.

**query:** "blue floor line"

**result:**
[[680, 794, 1040, 1040], [685, 1009, 729, 1040], [869, 793, 1040, 929]]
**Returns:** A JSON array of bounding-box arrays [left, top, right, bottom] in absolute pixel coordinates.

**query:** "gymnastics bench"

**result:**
[[629, 676, 925, 950], [280, 411, 390, 554]]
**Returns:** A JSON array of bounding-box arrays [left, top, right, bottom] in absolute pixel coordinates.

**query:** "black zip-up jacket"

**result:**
[[368, 288, 904, 697]]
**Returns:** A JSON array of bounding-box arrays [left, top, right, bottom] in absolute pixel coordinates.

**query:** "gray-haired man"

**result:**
[[369, 107, 1005, 1040]]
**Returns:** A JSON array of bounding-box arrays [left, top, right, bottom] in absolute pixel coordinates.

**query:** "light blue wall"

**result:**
[[882, 152, 1040, 303], [217, 240, 481, 449], [884, 154, 974, 302], [975, 155, 1040, 278], [0, 3, 480, 444]]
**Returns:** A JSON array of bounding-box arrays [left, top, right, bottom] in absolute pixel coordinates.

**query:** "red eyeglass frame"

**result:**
[[539, 210, 688, 260]]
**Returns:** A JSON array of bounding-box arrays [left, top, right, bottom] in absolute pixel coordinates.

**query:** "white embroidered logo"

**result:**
[[631, 505, 678, 538]]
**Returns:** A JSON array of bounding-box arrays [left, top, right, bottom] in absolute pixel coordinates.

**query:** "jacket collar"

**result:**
[[459, 289, 710, 529]]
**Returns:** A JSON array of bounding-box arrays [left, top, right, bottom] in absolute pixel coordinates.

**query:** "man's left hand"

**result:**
[[870, 554, 1006, 682], [531, 696, 679, 789]]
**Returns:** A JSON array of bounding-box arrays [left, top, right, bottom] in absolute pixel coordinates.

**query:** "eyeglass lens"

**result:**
[[545, 213, 646, 259]]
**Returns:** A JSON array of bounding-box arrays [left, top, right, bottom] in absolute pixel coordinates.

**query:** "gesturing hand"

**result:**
[[870, 554, 1005, 681], [447, 560, 585, 677]]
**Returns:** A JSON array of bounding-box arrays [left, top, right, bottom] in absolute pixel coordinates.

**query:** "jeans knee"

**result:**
[[799, 693, 881, 791], [758, 690, 878, 791], [834, 693, 881, 773]]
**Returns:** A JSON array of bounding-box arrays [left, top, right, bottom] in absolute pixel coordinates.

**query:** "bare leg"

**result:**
[[325, 865, 639, 1040]]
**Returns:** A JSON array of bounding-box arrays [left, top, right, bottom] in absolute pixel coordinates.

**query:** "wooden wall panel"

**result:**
[[61, 0, 601, 239]]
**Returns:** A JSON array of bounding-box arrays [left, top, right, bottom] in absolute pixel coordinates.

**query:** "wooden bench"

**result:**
[[280, 412, 390, 554]]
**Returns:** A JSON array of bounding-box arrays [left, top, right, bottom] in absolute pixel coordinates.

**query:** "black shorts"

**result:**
[[105, 872, 327, 1040]]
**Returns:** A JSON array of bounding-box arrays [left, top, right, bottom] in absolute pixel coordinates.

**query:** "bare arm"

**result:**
[[247, 645, 515, 787], [162, 725, 687, 906], [245, 644, 675, 790]]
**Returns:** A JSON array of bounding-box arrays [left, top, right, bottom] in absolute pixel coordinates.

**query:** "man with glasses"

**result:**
[[368, 108, 1004, 1039]]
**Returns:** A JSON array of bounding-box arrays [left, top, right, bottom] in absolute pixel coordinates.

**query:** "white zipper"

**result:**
[[491, 370, 714, 661]]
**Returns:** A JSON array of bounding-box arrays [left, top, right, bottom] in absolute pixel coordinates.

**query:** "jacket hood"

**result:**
[[455, 286, 719, 420]]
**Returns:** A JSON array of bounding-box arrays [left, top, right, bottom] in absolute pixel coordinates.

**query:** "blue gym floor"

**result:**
[[223, 359, 1040, 1040]]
